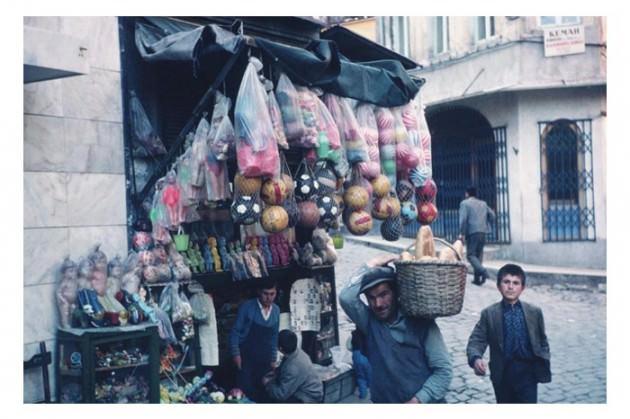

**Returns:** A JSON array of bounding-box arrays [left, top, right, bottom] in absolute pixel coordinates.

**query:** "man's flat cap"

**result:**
[[359, 266, 396, 294]]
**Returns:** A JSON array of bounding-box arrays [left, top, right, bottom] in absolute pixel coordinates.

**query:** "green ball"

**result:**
[[382, 159, 396, 174]]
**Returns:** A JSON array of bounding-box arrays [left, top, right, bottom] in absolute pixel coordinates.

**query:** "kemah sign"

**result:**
[[543, 24, 585, 57]]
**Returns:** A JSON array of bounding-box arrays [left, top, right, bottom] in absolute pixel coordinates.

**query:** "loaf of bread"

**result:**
[[452, 240, 464, 260], [415, 225, 436, 259], [400, 251, 414, 261], [438, 246, 458, 262]]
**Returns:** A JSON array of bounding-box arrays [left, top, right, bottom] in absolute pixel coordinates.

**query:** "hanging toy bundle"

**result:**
[[129, 90, 167, 157], [375, 107, 397, 188], [337, 97, 369, 164], [294, 86, 320, 149], [322, 93, 350, 179], [267, 89, 289, 150], [356, 104, 381, 180], [276, 72, 307, 142], [234, 57, 280, 178]]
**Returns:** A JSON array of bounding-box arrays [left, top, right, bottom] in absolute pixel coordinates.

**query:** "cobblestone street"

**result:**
[[334, 242, 607, 403]]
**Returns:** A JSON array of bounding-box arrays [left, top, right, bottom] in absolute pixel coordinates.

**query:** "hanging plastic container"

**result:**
[[173, 226, 190, 252]]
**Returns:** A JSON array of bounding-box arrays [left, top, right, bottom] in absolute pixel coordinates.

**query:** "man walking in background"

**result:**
[[459, 186, 496, 285]]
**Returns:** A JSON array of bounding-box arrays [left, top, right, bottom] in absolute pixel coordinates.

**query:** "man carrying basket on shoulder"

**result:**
[[339, 254, 453, 404]]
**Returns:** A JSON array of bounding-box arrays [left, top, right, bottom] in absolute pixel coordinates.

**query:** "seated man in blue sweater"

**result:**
[[229, 282, 280, 402], [339, 254, 453, 403]]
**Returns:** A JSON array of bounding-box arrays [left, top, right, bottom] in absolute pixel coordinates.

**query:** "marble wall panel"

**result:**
[[24, 79, 63, 117], [24, 228, 69, 286], [24, 172, 69, 228], [66, 173, 126, 226], [24, 16, 62, 32], [23, 283, 57, 344], [60, 16, 120, 72], [60, 69, 122, 123], [64, 119, 124, 174], [24, 115, 66, 172]]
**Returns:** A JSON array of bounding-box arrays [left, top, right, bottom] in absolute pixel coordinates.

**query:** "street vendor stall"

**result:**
[[53, 16, 436, 404]]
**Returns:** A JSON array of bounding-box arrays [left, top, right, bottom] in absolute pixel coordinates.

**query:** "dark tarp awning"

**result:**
[[134, 17, 420, 107], [321, 24, 420, 71]]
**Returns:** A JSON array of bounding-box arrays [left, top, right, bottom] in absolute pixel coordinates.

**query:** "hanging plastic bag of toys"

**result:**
[[234, 58, 280, 178], [275, 72, 307, 142], [129, 90, 167, 157], [355, 104, 381, 180]]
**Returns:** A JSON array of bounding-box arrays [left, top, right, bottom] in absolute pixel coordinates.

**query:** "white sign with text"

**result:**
[[544, 24, 586, 57]]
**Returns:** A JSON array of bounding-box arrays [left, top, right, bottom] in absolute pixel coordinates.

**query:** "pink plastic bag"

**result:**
[[355, 104, 380, 180], [234, 59, 280, 178], [392, 107, 418, 173]]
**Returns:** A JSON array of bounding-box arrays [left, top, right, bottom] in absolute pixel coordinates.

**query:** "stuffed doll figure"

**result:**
[[56, 257, 79, 328], [311, 228, 338, 265]]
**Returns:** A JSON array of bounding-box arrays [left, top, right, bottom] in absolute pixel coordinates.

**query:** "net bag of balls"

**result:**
[[393, 227, 467, 319]]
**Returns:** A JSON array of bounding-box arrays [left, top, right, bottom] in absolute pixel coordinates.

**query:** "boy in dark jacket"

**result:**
[[466, 264, 551, 403]]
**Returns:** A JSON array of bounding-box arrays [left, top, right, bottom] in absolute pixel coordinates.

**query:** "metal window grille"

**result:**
[[539, 119, 595, 242], [402, 126, 511, 244]]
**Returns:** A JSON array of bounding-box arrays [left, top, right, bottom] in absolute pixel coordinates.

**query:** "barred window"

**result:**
[[539, 119, 595, 242]]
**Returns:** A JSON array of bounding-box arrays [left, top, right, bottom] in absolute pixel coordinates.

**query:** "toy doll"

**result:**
[[56, 257, 79, 328], [217, 237, 231, 271], [208, 237, 222, 272], [162, 170, 183, 228], [77, 257, 95, 290]]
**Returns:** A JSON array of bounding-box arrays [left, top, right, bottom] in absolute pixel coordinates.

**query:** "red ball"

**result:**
[[418, 202, 438, 225], [297, 201, 321, 229], [417, 179, 438, 202]]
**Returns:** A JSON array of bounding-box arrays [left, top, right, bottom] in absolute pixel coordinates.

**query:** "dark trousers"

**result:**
[[466, 232, 488, 282], [493, 359, 538, 404]]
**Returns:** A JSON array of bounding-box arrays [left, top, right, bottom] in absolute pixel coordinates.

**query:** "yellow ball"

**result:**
[[261, 206, 289, 233], [372, 196, 402, 220], [371, 175, 391, 198], [234, 173, 262, 195], [261, 179, 289, 205], [344, 186, 369, 210]]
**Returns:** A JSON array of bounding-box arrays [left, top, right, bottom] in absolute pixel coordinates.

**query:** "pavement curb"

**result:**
[[344, 236, 606, 289]]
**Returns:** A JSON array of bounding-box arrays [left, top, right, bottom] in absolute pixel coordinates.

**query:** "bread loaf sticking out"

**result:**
[[415, 225, 436, 259], [452, 239, 464, 260]]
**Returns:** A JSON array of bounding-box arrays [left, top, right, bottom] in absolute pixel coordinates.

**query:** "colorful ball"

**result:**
[[418, 201, 438, 225], [400, 201, 418, 225], [234, 173, 262, 195], [346, 210, 373, 236], [381, 216, 403, 241], [317, 195, 339, 221], [372, 195, 401, 220], [380, 144, 396, 160], [261, 205, 289, 233], [409, 167, 430, 188], [314, 163, 338, 195], [297, 200, 321, 229], [230, 195, 261, 225], [295, 173, 320, 201], [381, 159, 396, 175], [344, 186, 369, 210], [261, 178, 288, 205], [417, 178, 438, 202], [358, 161, 380, 180], [396, 180, 415, 202], [371, 175, 391, 198]]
